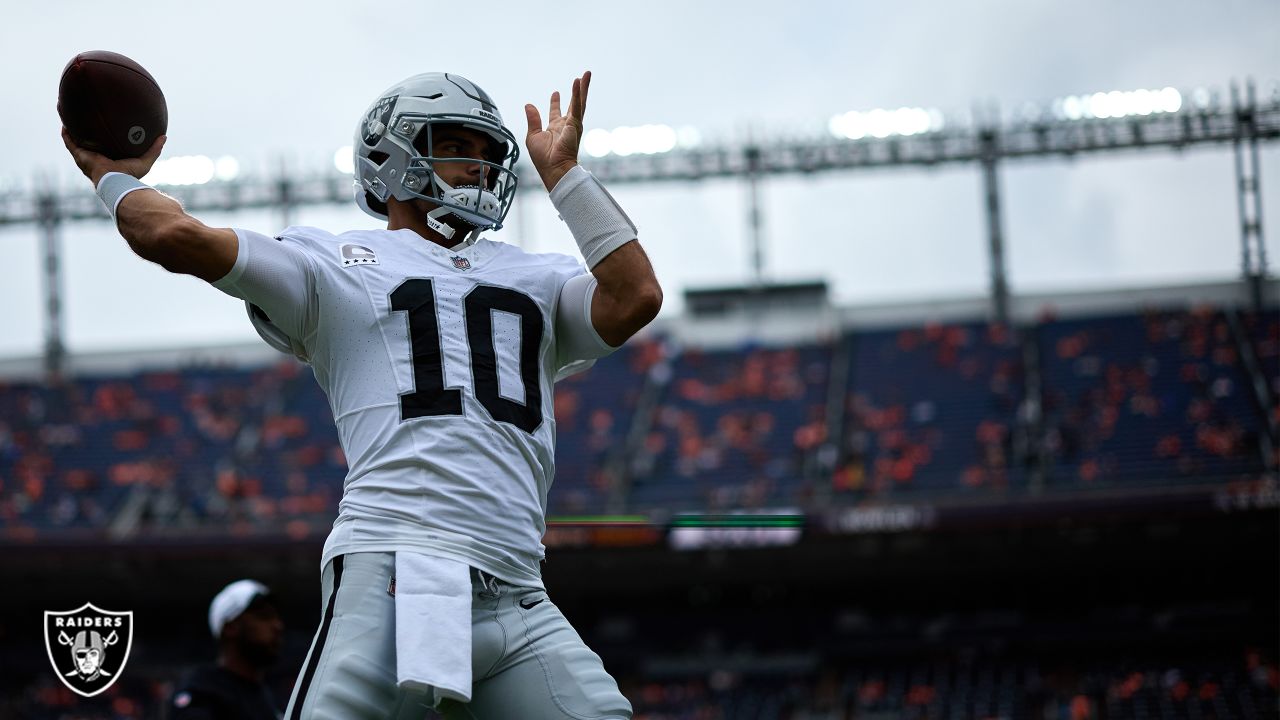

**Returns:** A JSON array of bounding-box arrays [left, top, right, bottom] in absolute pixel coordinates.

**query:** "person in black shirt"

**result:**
[[171, 579, 285, 720]]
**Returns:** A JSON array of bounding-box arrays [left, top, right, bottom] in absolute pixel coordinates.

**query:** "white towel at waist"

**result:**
[[394, 552, 473, 704]]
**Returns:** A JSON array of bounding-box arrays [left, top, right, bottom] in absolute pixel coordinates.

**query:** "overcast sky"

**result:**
[[0, 0, 1276, 359]]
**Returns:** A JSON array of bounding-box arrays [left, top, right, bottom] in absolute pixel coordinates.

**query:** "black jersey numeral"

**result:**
[[390, 279, 463, 419], [389, 278, 544, 433], [464, 285, 544, 433]]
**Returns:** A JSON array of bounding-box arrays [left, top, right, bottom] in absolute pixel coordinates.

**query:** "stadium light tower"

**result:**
[[746, 136, 766, 289], [1232, 80, 1270, 312], [978, 125, 1011, 327], [34, 175, 65, 380]]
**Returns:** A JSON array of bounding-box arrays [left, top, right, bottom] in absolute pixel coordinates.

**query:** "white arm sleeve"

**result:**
[[212, 228, 318, 343], [555, 271, 619, 377]]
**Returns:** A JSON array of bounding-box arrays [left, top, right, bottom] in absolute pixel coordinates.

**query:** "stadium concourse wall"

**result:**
[[669, 276, 1269, 348]]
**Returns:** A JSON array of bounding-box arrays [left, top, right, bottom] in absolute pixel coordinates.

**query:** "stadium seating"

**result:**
[[836, 322, 1027, 499], [0, 305, 1272, 533], [549, 338, 657, 514], [626, 342, 834, 512], [1038, 308, 1266, 488]]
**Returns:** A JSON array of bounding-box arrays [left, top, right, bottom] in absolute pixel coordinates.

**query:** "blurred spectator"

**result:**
[[836, 321, 1025, 500], [170, 579, 285, 720], [630, 344, 831, 511], [1039, 306, 1265, 488]]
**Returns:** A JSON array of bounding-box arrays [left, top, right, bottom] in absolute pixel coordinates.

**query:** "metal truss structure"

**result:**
[[2, 82, 1277, 377]]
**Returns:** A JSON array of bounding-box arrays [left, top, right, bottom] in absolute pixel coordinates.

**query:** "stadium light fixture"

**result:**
[[334, 146, 354, 175], [828, 107, 943, 140], [213, 156, 240, 182], [677, 126, 702, 149], [1054, 87, 1182, 121], [583, 128, 613, 158], [582, 124, 700, 158], [143, 155, 216, 186]]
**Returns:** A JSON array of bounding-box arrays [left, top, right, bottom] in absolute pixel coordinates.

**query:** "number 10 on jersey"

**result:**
[[389, 278, 544, 434]]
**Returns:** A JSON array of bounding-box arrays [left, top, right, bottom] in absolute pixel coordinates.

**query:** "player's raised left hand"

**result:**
[[524, 71, 590, 192]]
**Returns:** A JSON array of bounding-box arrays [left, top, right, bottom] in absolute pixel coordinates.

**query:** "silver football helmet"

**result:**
[[353, 73, 519, 241]]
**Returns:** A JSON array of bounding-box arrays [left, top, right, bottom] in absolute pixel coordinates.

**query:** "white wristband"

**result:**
[[548, 165, 637, 269], [95, 172, 152, 220]]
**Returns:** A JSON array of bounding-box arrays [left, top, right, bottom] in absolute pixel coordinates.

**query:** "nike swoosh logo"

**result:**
[[518, 597, 545, 610]]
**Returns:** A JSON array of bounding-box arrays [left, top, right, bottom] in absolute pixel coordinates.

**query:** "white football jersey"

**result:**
[[213, 226, 615, 588]]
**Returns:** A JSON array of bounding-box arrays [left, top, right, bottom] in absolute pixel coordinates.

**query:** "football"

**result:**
[[58, 50, 167, 160]]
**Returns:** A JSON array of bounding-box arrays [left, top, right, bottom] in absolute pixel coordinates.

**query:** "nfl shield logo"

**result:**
[[451, 255, 472, 271], [44, 603, 134, 697]]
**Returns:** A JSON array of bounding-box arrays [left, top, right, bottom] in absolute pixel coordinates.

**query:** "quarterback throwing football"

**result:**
[[64, 70, 659, 719]]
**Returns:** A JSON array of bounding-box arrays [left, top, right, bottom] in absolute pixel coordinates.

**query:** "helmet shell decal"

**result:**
[[362, 94, 399, 147], [471, 107, 501, 124], [444, 73, 497, 113]]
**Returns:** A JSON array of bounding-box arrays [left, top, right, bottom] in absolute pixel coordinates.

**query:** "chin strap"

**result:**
[[424, 207, 482, 247], [423, 173, 499, 245], [425, 206, 458, 240]]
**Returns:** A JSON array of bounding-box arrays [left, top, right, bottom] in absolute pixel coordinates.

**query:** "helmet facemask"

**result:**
[[400, 115, 519, 240]]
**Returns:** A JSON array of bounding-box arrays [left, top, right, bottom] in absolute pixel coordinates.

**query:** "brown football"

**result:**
[[58, 51, 167, 160]]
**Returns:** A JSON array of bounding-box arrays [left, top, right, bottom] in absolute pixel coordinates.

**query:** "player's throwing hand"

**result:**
[[524, 70, 591, 192], [61, 127, 166, 185]]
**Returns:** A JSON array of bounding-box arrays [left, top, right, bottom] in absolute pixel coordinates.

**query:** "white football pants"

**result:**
[[284, 552, 632, 720]]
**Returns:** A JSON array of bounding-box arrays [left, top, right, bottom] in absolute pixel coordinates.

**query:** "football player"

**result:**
[[63, 70, 658, 719]]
